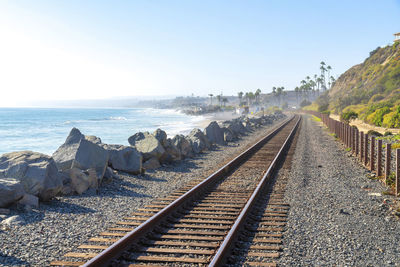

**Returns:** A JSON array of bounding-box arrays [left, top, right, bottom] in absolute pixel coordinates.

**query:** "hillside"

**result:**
[[316, 42, 400, 128]]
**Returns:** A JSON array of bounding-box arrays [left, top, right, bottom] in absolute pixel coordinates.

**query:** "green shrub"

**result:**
[[340, 111, 358, 124], [300, 99, 312, 107], [384, 131, 393, 136], [367, 130, 383, 137]]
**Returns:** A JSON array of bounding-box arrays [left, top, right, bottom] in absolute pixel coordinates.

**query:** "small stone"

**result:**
[[1, 215, 25, 227], [18, 194, 39, 208], [0, 208, 10, 215]]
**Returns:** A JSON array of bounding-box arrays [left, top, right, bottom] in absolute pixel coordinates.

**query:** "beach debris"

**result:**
[[101, 144, 142, 174], [128, 132, 166, 161], [0, 151, 62, 201], [0, 178, 25, 208], [204, 121, 226, 145]]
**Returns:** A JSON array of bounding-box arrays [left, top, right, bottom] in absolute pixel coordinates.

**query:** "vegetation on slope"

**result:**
[[312, 42, 400, 128]]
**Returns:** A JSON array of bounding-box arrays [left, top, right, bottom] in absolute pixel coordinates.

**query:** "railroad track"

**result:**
[[51, 115, 301, 267]]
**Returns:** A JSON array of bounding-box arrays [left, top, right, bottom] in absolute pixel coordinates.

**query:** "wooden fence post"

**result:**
[[364, 134, 369, 166], [377, 139, 382, 177], [355, 129, 359, 156], [396, 149, 399, 197], [360, 131, 364, 161], [370, 136, 375, 171], [385, 143, 391, 184]]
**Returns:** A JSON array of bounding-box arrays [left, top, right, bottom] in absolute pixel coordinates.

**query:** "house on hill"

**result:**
[[394, 32, 400, 42]]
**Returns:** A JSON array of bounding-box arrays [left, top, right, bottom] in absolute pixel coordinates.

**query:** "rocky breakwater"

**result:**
[[127, 111, 285, 171], [0, 111, 285, 214]]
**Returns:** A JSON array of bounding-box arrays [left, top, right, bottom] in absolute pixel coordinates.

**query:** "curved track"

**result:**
[[51, 115, 301, 267]]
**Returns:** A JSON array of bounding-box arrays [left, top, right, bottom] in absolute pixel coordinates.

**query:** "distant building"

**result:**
[[394, 32, 400, 42]]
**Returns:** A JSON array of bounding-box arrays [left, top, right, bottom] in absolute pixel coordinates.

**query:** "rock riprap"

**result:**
[[187, 128, 211, 154], [204, 121, 226, 145], [101, 144, 142, 174], [128, 132, 166, 160], [52, 128, 109, 194], [0, 151, 63, 200], [0, 178, 25, 208]]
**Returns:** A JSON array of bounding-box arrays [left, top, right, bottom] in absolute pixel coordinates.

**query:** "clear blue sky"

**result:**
[[0, 0, 399, 106]]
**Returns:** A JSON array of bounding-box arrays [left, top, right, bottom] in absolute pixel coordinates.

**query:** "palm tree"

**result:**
[[222, 97, 228, 107], [255, 88, 261, 104], [245, 92, 250, 106], [238, 91, 244, 105], [294, 86, 300, 105], [208, 94, 214, 105], [276, 87, 283, 105], [327, 65, 332, 88], [248, 92, 255, 106], [272, 87, 277, 104], [320, 62, 327, 91], [216, 94, 222, 107]]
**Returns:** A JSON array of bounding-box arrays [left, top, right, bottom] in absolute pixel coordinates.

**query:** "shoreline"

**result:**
[[0, 115, 287, 266]]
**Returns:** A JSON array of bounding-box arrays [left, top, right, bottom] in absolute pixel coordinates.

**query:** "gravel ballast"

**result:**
[[0, 117, 285, 267], [280, 115, 400, 266]]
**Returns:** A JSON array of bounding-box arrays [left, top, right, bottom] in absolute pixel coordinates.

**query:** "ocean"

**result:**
[[0, 107, 205, 156]]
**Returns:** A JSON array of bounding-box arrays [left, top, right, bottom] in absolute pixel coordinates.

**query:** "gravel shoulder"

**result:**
[[280, 115, 400, 266], [0, 118, 285, 267]]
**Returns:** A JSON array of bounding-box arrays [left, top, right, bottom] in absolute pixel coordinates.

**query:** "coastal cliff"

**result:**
[[323, 42, 400, 127]]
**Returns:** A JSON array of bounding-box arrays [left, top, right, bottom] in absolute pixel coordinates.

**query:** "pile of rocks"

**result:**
[[0, 112, 285, 209]]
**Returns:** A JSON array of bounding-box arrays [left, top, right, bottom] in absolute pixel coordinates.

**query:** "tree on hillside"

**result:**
[[208, 94, 214, 105], [320, 61, 327, 90], [327, 65, 332, 88]]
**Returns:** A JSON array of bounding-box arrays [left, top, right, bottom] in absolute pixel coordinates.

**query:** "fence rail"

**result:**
[[304, 111, 400, 196]]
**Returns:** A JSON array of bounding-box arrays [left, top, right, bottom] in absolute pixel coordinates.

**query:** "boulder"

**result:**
[[160, 139, 182, 163], [102, 144, 142, 174], [18, 193, 39, 208], [85, 135, 102, 144], [226, 120, 247, 136], [69, 168, 97, 195], [0, 151, 63, 200], [143, 157, 161, 170], [128, 132, 165, 160], [187, 128, 210, 154], [103, 167, 120, 183], [153, 129, 168, 146], [222, 127, 235, 142], [53, 128, 109, 184], [172, 135, 193, 158], [204, 121, 226, 145], [0, 178, 25, 208]]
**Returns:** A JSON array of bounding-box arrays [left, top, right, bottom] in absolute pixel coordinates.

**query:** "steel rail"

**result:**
[[82, 115, 295, 267], [209, 115, 301, 266]]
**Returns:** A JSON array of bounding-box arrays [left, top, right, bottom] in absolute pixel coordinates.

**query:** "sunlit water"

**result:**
[[0, 107, 205, 155]]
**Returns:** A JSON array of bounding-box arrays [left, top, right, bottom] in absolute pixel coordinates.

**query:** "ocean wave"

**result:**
[[109, 116, 127, 121]]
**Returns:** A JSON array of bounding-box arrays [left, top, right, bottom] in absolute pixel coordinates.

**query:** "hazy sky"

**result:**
[[0, 0, 399, 106]]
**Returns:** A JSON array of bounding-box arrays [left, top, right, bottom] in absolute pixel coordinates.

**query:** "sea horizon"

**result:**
[[0, 107, 206, 156]]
